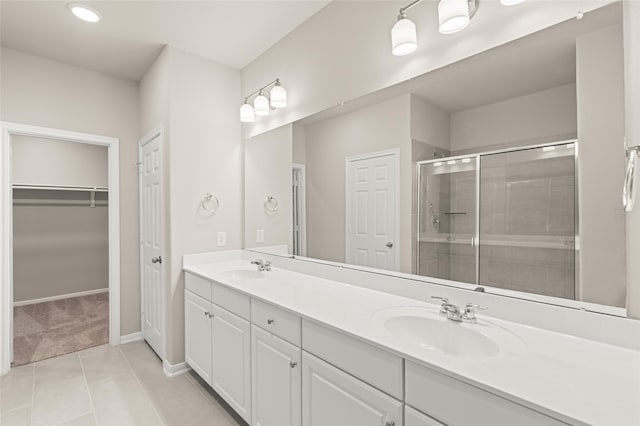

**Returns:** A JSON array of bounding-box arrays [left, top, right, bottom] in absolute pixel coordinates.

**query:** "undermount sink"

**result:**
[[217, 268, 265, 280], [374, 306, 524, 360]]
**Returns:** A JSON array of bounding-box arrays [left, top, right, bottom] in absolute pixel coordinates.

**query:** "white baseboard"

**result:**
[[163, 360, 190, 377], [13, 288, 109, 307], [120, 331, 143, 344]]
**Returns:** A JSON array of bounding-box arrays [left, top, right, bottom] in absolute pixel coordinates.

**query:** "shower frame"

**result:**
[[415, 139, 580, 298]]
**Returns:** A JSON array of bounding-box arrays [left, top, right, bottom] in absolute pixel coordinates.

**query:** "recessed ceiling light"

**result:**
[[68, 3, 101, 23]]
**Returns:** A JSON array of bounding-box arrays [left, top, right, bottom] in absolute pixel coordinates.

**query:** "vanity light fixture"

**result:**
[[461, 158, 472, 163], [434, 162, 443, 167], [240, 79, 287, 122], [391, 0, 524, 55], [447, 160, 457, 165], [67, 3, 101, 22]]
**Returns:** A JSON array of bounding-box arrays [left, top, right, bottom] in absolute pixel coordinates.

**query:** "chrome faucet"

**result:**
[[431, 296, 486, 322], [251, 259, 271, 271]]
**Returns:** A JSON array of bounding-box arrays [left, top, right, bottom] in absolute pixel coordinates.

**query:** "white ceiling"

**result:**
[[0, 0, 331, 81]]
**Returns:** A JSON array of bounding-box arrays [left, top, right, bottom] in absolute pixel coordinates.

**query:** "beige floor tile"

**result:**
[[58, 413, 97, 426], [80, 346, 131, 384], [0, 364, 33, 413], [34, 352, 83, 397], [77, 344, 110, 359], [154, 390, 230, 426], [32, 376, 92, 426], [94, 404, 162, 426], [89, 373, 154, 426], [0, 406, 31, 426]]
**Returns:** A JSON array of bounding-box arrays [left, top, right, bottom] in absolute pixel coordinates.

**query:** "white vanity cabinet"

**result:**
[[184, 290, 213, 384], [184, 273, 252, 424], [404, 406, 445, 426], [302, 351, 402, 426], [210, 303, 251, 423], [251, 324, 301, 426]]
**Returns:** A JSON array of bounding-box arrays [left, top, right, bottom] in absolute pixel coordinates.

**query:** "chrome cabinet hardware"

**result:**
[[204, 311, 214, 318], [386, 242, 393, 248], [289, 361, 297, 368], [151, 256, 162, 264], [267, 318, 275, 325], [385, 421, 395, 426]]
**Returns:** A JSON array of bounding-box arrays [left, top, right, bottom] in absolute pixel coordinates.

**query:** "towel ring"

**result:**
[[202, 193, 219, 214], [264, 195, 279, 214]]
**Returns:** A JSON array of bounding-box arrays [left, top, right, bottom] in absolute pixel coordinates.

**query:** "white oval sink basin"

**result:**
[[374, 307, 524, 360], [217, 269, 264, 280]]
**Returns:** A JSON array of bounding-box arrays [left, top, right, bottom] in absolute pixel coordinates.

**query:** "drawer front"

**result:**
[[302, 319, 403, 400], [405, 361, 567, 426], [185, 272, 212, 301], [211, 280, 250, 320], [405, 405, 446, 426], [252, 299, 301, 346]]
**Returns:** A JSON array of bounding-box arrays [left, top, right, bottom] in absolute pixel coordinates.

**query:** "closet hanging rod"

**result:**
[[12, 184, 108, 192]]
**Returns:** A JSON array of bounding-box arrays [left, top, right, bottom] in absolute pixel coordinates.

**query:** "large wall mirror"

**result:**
[[244, 2, 626, 314]]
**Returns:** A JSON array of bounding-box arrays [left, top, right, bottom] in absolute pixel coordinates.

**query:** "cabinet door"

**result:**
[[184, 290, 212, 385], [302, 352, 402, 426], [211, 303, 252, 423], [252, 325, 301, 426], [405, 406, 446, 426]]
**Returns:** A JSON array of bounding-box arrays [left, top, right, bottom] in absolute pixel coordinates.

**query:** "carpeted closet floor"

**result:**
[[12, 292, 109, 366]]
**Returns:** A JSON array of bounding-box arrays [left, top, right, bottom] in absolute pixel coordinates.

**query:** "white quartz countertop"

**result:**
[[184, 259, 640, 426]]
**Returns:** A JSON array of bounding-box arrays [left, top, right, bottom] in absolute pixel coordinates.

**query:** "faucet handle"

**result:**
[[463, 303, 487, 321], [431, 296, 449, 304], [431, 296, 450, 314]]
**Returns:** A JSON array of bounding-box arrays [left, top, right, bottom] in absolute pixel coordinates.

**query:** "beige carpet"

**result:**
[[12, 292, 109, 366]]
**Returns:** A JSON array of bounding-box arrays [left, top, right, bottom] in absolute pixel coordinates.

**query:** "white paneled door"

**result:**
[[346, 151, 398, 271], [140, 130, 163, 358]]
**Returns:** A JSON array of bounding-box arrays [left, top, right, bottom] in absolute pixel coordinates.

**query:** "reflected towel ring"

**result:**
[[202, 193, 219, 214], [264, 195, 279, 214]]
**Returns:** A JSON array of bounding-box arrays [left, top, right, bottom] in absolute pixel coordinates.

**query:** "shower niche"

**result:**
[[417, 141, 576, 300]]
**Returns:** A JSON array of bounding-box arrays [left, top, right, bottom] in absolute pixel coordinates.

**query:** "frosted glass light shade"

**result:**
[[254, 93, 270, 116], [500, 0, 525, 5], [68, 3, 101, 22], [270, 84, 287, 108], [438, 0, 470, 34], [391, 17, 417, 56], [240, 103, 255, 123]]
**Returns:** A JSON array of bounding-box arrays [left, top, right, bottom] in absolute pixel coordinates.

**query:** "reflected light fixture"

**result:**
[[391, 0, 524, 55], [239, 78, 287, 122], [447, 160, 457, 165], [67, 3, 101, 22], [391, 11, 417, 56]]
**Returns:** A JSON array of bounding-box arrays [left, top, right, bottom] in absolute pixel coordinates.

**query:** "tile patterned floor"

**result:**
[[0, 342, 247, 426]]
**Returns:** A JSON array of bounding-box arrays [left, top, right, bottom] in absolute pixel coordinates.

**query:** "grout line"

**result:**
[[117, 344, 165, 426], [78, 352, 99, 426], [30, 364, 35, 426]]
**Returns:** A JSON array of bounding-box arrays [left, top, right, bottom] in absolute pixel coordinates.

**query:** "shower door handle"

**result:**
[[623, 146, 639, 212]]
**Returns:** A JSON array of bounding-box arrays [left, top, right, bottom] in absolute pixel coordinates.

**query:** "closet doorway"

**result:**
[[0, 123, 121, 374]]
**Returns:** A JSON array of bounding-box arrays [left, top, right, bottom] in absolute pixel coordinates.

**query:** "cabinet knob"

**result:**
[[290, 361, 297, 368], [204, 311, 213, 318], [267, 318, 275, 325], [385, 421, 395, 426]]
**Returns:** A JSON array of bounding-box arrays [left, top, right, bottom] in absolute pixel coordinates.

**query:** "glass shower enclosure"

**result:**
[[417, 141, 577, 300]]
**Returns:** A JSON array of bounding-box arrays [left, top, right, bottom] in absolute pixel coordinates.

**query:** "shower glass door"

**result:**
[[478, 143, 576, 299], [417, 157, 478, 283]]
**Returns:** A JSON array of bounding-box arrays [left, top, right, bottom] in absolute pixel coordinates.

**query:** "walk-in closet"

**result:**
[[11, 135, 109, 366]]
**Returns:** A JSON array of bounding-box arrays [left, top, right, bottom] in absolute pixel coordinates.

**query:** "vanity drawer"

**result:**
[[185, 272, 212, 301], [405, 361, 567, 426], [405, 405, 446, 426], [251, 299, 301, 346], [211, 281, 250, 320], [302, 319, 403, 400]]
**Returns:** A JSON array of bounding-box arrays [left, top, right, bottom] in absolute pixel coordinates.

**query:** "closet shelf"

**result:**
[[12, 184, 108, 192]]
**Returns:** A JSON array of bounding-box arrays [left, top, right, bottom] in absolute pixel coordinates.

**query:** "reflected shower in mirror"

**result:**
[[244, 2, 626, 311]]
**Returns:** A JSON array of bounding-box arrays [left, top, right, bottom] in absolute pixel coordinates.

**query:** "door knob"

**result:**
[[152, 256, 162, 264], [386, 242, 393, 248]]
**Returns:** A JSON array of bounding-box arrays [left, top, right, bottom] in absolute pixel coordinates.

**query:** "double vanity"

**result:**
[[183, 251, 640, 426]]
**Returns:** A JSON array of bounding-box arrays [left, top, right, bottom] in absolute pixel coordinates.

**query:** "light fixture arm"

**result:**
[[397, 0, 478, 19], [243, 78, 281, 102]]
